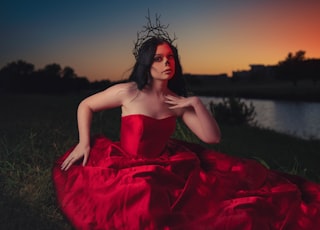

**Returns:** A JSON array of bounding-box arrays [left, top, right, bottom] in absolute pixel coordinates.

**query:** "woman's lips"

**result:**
[[163, 69, 172, 74]]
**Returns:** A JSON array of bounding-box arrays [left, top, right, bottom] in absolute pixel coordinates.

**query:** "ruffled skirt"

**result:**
[[53, 136, 320, 229]]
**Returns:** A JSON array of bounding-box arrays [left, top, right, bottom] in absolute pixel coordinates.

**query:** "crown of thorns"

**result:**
[[133, 12, 177, 59]]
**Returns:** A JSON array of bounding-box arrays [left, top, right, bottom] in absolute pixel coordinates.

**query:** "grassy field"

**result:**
[[1, 93, 320, 229]]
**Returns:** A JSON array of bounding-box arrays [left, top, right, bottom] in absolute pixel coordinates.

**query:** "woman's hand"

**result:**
[[165, 94, 221, 144], [61, 143, 90, 171], [164, 95, 200, 109]]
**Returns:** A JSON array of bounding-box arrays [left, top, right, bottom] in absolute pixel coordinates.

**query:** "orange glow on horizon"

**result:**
[[3, 1, 319, 82]]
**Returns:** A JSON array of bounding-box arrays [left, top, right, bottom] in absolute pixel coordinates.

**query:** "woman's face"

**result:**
[[150, 43, 175, 81]]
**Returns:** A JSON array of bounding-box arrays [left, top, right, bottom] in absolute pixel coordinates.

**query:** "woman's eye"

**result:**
[[154, 56, 163, 62]]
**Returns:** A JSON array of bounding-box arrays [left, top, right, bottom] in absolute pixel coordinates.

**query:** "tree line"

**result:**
[[0, 60, 112, 93], [277, 50, 320, 85], [1, 51, 320, 93]]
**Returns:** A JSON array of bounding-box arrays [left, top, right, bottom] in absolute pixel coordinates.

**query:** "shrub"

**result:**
[[209, 97, 256, 125]]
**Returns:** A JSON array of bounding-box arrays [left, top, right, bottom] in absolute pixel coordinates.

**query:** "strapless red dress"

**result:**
[[53, 115, 320, 230]]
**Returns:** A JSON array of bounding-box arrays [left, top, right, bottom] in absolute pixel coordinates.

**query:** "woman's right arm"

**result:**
[[61, 82, 135, 171]]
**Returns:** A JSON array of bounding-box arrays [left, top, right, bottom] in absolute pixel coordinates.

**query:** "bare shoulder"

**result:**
[[103, 81, 137, 95], [103, 81, 139, 101]]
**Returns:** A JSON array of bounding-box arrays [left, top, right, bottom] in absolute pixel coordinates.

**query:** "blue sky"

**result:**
[[1, 0, 320, 81]]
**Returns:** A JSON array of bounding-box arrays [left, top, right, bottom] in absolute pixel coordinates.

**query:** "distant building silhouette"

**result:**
[[232, 64, 277, 82]]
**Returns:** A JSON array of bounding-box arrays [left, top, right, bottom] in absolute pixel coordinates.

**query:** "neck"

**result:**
[[147, 79, 169, 95]]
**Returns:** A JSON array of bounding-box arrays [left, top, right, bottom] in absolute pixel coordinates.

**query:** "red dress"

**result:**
[[53, 114, 320, 229]]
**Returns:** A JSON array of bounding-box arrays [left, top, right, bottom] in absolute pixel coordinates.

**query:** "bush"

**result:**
[[209, 97, 256, 125]]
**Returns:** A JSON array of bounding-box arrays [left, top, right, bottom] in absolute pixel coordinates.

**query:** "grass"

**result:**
[[1, 93, 320, 229]]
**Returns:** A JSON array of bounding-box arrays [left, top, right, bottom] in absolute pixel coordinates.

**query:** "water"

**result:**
[[200, 97, 320, 140]]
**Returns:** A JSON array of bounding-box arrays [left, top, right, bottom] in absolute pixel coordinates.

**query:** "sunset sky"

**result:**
[[1, 0, 320, 81]]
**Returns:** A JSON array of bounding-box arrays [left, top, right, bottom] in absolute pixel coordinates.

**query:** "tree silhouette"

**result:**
[[0, 60, 35, 91], [278, 50, 306, 86], [62, 66, 76, 79], [0, 60, 110, 93], [42, 63, 62, 79], [286, 50, 306, 62], [305, 59, 320, 85]]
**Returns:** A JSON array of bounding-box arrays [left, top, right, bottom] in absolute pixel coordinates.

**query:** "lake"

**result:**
[[200, 97, 320, 140]]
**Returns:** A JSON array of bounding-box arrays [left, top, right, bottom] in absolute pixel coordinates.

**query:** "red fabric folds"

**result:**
[[52, 114, 320, 229]]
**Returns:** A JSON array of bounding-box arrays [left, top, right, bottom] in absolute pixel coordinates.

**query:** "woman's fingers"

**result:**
[[61, 155, 74, 171], [164, 95, 190, 109], [61, 151, 81, 171], [60, 144, 90, 171], [82, 153, 89, 166], [164, 95, 182, 106]]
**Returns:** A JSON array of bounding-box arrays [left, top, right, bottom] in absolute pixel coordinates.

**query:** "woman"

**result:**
[[53, 37, 320, 229]]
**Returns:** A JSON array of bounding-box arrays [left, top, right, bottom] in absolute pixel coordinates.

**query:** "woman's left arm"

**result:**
[[165, 95, 221, 144]]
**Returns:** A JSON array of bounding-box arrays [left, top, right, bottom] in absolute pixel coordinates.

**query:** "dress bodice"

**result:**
[[120, 114, 176, 158]]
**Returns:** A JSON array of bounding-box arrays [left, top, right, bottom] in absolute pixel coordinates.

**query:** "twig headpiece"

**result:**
[[133, 10, 177, 59]]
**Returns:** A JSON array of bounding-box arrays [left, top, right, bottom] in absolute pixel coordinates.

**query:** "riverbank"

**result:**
[[187, 79, 320, 102], [1, 93, 320, 229]]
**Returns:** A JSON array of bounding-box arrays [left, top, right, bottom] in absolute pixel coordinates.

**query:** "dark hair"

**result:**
[[128, 37, 187, 96]]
